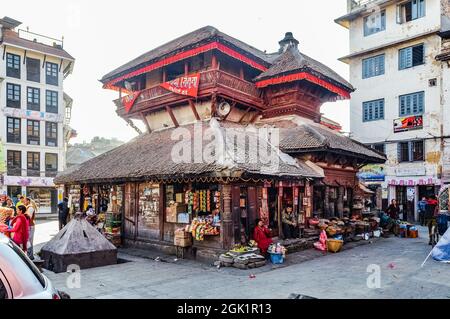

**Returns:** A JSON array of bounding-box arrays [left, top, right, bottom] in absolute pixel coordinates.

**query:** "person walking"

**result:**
[[8, 205, 29, 253], [24, 197, 36, 260], [417, 197, 428, 226], [57, 198, 69, 230]]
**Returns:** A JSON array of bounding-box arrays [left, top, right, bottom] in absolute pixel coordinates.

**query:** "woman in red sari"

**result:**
[[8, 205, 29, 252], [253, 219, 273, 255]]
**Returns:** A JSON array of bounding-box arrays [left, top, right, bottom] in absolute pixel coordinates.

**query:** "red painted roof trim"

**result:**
[[104, 41, 268, 90], [255, 72, 351, 99]]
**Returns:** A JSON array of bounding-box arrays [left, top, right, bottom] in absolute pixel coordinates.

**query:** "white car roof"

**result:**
[[0, 235, 45, 298]]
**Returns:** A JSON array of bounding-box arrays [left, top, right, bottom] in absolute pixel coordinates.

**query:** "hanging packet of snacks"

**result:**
[[207, 190, 211, 212]]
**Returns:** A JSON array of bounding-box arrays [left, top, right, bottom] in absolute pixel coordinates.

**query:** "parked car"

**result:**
[[0, 233, 69, 299]]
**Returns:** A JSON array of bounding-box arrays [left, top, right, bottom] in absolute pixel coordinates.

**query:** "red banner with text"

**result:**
[[160, 73, 200, 97]]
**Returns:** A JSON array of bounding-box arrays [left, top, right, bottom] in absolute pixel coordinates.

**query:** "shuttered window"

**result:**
[[363, 99, 385, 122], [399, 91, 424, 116], [362, 54, 385, 79], [399, 44, 424, 69]]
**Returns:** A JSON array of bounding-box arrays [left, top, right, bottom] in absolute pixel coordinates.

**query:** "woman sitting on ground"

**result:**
[[253, 218, 273, 256]]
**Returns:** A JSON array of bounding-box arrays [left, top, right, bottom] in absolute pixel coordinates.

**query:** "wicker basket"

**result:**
[[327, 239, 343, 253], [326, 227, 338, 236]]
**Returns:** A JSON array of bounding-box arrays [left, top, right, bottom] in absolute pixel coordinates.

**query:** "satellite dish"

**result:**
[[217, 101, 231, 117], [124, 81, 133, 92]]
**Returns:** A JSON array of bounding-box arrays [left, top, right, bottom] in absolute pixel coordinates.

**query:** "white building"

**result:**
[[336, 0, 450, 221], [0, 17, 74, 214]]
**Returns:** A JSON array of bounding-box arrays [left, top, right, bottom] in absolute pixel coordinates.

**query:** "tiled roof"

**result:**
[[1, 29, 74, 60], [55, 119, 323, 184]]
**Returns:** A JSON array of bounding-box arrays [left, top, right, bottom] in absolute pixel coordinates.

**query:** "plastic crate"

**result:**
[[269, 253, 284, 264]]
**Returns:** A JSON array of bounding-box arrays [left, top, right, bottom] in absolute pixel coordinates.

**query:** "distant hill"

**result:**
[[66, 137, 124, 168]]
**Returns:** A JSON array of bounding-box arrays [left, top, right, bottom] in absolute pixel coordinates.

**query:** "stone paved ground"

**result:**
[[36, 220, 450, 299]]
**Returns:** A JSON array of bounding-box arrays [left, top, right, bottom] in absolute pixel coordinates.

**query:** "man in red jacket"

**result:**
[[8, 205, 29, 252]]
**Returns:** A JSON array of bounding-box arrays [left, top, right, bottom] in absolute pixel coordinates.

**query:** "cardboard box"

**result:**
[[174, 236, 192, 247]]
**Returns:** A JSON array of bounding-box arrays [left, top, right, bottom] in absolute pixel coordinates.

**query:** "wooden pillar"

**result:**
[[278, 186, 283, 239], [324, 186, 330, 218], [221, 184, 233, 250], [162, 68, 167, 83], [337, 186, 344, 218], [247, 186, 257, 240], [184, 61, 189, 76], [159, 184, 165, 241], [211, 52, 218, 70], [239, 66, 244, 80]]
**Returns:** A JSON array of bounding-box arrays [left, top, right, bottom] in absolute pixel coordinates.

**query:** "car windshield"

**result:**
[[8, 241, 45, 288]]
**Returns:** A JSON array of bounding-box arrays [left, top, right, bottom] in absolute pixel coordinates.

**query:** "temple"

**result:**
[[55, 26, 385, 257]]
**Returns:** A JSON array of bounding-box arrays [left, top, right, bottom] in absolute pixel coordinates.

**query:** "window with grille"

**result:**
[[364, 10, 386, 36], [6, 53, 20, 78], [46, 90, 58, 113], [7, 150, 21, 176], [27, 152, 40, 177], [399, 91, 424, 116], [46, 62, 58, 86], [399, 44, 424, 69], [6, 83, 20, 108], [45, 122, 58, 147], [363, 99, 385, 122], [362, 55, 385, 79], [27, 120, 40, 146], [27, 87, 40, 111], [45, 153, 58, 177], [398, 140, 424, 162], [26, 57, 40, 83], [7, 117, 21, 144]]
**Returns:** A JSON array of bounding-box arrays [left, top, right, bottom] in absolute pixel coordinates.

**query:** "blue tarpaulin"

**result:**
[[432, 227, 450, 263]]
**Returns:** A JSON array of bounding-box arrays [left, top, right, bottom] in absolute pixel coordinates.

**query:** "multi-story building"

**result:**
[[0, 16, 74, 213], [336, 0, 450, 220]]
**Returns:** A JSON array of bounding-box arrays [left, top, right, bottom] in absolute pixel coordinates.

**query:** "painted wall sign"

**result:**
[[393, 115, 423, 133], [2, 108, 64, 123], [160, 73, 200, 97], [357, 164, 385, 182]]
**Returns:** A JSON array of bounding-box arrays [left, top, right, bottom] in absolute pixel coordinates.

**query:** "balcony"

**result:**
[[115, 69, 264, 118]]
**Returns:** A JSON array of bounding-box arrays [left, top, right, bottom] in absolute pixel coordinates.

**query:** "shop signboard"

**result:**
[[2, 107, 64, 123], [3, 176, 55, 187], [357, 164, 385, 182], [395, 167, 426, 177], [393, 115, 423, 133]]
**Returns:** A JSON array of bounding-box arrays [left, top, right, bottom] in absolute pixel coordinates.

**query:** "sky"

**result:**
[[2, 0, 351, 144]]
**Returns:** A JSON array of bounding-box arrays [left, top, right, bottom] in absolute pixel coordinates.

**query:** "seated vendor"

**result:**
[[253, 218, 273, 255], [282, 206, 298, 239]]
